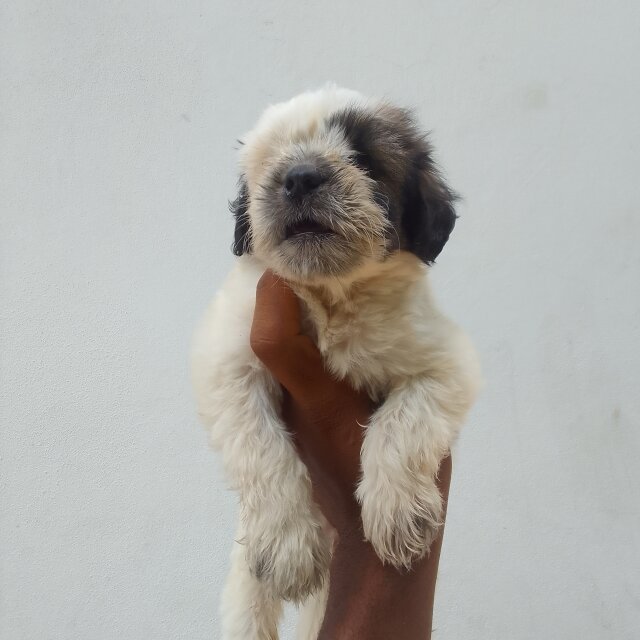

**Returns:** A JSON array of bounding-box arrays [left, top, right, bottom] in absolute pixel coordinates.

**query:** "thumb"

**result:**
[[250, 271, 325, 398], [251, 270, 303, 345]]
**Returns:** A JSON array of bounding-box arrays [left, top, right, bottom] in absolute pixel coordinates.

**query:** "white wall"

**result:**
[[2, 2, 639, 638]]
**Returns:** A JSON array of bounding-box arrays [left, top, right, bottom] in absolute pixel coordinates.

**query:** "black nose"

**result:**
[[284, 164, 324, 199]]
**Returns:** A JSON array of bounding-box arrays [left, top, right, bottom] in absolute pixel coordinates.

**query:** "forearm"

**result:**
[[319, 456, 451, 640], [318, 538, 434, 639]]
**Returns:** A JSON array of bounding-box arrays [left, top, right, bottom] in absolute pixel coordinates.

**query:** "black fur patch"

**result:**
[[329, 105, 458, 264], [328, 107, 402, 183], [401, 150, 458, 264], [230, 178, 251, 256]]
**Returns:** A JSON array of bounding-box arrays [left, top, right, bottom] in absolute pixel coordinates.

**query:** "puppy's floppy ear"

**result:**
[[401, 150, 458, 264], [230, 177, 252, 256]]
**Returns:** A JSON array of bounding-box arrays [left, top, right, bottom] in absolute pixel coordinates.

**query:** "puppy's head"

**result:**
[[231, 86, 457, 282]]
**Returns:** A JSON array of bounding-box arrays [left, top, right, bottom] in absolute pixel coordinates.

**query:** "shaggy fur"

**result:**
[[191, 85, 481, 639]]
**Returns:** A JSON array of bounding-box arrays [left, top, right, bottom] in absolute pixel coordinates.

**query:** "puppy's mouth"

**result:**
[[284, 220, 336, 239]]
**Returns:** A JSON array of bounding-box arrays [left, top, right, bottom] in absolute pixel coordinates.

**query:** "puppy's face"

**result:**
[[231, 87, 457, 283]]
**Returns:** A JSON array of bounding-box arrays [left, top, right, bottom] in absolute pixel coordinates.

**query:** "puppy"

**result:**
[[191, 85, 481, 639]]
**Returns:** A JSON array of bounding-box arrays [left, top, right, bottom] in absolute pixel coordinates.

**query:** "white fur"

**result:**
[[191, 87, 481, 639]]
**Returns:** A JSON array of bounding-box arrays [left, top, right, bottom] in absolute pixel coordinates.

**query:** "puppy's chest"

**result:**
[[300, 295, 425, 398]]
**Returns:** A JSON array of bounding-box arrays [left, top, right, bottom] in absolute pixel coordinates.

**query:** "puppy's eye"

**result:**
[[352, 150, 373, 172]]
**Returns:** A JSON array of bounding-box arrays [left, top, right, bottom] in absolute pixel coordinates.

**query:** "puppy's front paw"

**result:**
[[245, 518, 330, 603], [358, 472, 443, 569]]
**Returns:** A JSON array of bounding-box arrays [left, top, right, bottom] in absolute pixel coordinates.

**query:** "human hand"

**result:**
[[250, 270, 451, 639]]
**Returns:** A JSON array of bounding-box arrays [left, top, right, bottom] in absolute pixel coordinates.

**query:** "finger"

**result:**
[[435, 454, 452, 499], [252, 270, 302, 344]]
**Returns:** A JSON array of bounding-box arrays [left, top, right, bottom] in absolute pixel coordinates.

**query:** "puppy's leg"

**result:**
[[220, 541, 282, 640], [295, 580, 329, 640], [221, 533, 282, 640], [294, 520, 334, 640], [241, 465, 329, 605], [357, 374, 473, 568], [205, 363, 330, 602]]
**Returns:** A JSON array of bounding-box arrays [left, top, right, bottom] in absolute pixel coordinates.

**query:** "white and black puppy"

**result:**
[[191, 85, 481, 639]]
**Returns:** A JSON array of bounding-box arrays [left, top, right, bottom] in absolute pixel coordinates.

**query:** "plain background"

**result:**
[[2, 1, 640, 638]]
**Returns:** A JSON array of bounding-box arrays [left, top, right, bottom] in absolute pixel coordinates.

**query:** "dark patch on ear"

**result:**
[[230, 178, 252, 256], [402, 150, 458, 263]]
